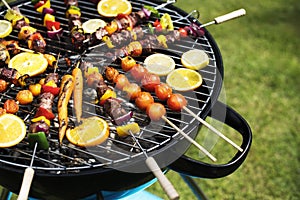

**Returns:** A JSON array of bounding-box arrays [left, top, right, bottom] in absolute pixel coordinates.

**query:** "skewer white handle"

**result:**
[[214, 8, 246, 24], [146, 157, 179, 200], [162, 116, 217, 162], [17, 167, 35, 200], [183, 106, 243, 152]]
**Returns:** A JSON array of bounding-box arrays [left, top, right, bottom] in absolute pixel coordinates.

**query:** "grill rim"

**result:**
[[0, 0, 228, 198]]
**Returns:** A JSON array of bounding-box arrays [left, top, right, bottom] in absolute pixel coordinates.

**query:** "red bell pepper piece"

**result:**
[[42, 85, 60, 96], [35, 107, 55, 120], [45, 20, 60, 31], [34, 1, 45, 9]]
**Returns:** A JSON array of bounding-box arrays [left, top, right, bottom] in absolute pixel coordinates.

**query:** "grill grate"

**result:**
[[0, 0, 222, 173]]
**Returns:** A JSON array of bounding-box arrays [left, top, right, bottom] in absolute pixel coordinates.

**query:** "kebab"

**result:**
[[64, 0, 160, 50], [79, 60, 217, 160], [31, 0, 64, 40], [107, 56, 244, 152], [2, 4, 47, 53]]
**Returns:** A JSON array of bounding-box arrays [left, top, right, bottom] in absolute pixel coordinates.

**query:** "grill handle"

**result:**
[[168, 101, 252, 178]]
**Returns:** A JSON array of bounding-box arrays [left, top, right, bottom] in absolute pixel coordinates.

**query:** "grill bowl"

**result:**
[[0, 0, 252, 199]]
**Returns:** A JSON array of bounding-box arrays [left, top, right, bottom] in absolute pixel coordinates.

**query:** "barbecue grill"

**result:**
[[0, 0, 252, 199]]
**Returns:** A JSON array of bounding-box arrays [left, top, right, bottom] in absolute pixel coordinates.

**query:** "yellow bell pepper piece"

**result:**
[[116, 123, 140, 137], [31, 116, 51, 126], [36, 0, 51, 13], [66, 8, 81, 18], [43, 13, 55, 26], [45, 80, 57, 88], [102, 36, 115, 48]]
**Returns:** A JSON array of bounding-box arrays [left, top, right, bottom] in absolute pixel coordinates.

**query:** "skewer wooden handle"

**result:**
[[146, 157, 179, 200], [17, 167, 35, 200], [214, 8, 246, 24]]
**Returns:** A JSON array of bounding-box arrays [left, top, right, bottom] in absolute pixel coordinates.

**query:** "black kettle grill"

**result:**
[[0, 0, 252, 199]]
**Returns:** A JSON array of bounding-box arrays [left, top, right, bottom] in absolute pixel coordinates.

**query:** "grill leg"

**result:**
[[180, 175, 209, 200], [0, 187, 12, 200]]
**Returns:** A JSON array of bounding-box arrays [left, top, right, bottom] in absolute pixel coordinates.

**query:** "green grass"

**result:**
[[1, 0, 299, 199], [147, 0, 300, 199]]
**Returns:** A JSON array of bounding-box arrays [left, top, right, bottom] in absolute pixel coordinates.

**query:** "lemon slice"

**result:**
[[82, 19, 107, 34], [0, 20, 12, 38], [166, 68, 203, 91], [181, 49, 209, 70], [66, 116, 109, 147], [8, 52, 48, 77], [0, 114, 26, 147], [97, 0, 132, 17], [144, 53, 175, 76]]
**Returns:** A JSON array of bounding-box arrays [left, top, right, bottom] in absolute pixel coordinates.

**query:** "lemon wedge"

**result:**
[[66, 117, 109, 147], [181, 49, 209, 70], [82, 19, 107, 34], [166, 68, 203, 91], [8, 52, 48, 77], [0, 114, 26, 147], [0, 20, 12, 38], [144, 53, 175, 76], [97, 0, 132, 17]]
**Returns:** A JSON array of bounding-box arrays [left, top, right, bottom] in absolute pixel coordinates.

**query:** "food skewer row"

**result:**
[[64, 0, 168, 50], [2, 3, 47, 53], [79, 62, 179, 200], [78, 60, 216, 161], [88, 7, 248, 51], [112, 56, 243, 152], [31, 0, 64, 40]]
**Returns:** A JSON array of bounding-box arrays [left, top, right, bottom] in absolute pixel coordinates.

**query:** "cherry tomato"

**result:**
[[115, 74, 130, 90], [141, 73, 160, 92], [178, 27, 188, 37], [4, 99, 19, 114], [155, 83, 173, 101], [167, 93, 187, 112], [121, 56, 136, 72], [129, 64, 148, 82], [105, 66, 119, 82], [146, 103, 166, 121], [123, 83, 141, 100], [29, 83, 42, 96], [16, 90, 34, 105], [135, 92, 154, 110], [0, 79, 7, 93]]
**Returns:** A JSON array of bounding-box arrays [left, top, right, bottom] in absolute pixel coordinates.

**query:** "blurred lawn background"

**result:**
[[147, 0, 300, 199], [1, 0, 299, 200]]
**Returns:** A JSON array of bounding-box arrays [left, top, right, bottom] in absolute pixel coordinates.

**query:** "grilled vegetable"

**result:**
[[146, 103, 166, 121], [0, 79, 8, 93], [135, 91, 154, 110], [116, 122, 140, 137], [16, 90, 34, 105], [4, 99, 19, 114], [121, 56, 136, 72], [29, 83, 42, 96], [167, 93, 187, 112], [72, 67, 83, 123], [58, 75, 74, 143], [28, 132, 49, 150]]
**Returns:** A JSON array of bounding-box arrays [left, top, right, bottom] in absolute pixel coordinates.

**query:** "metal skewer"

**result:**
[[161, 116, 217, 162], [1, 0, 11, 10], [17, 142, 37, 200], [183, 106, 243, 152], [128, 130, 179, 200]]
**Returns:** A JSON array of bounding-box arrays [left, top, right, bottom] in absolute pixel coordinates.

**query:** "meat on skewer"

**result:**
[[4, 6, 47, 53]]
